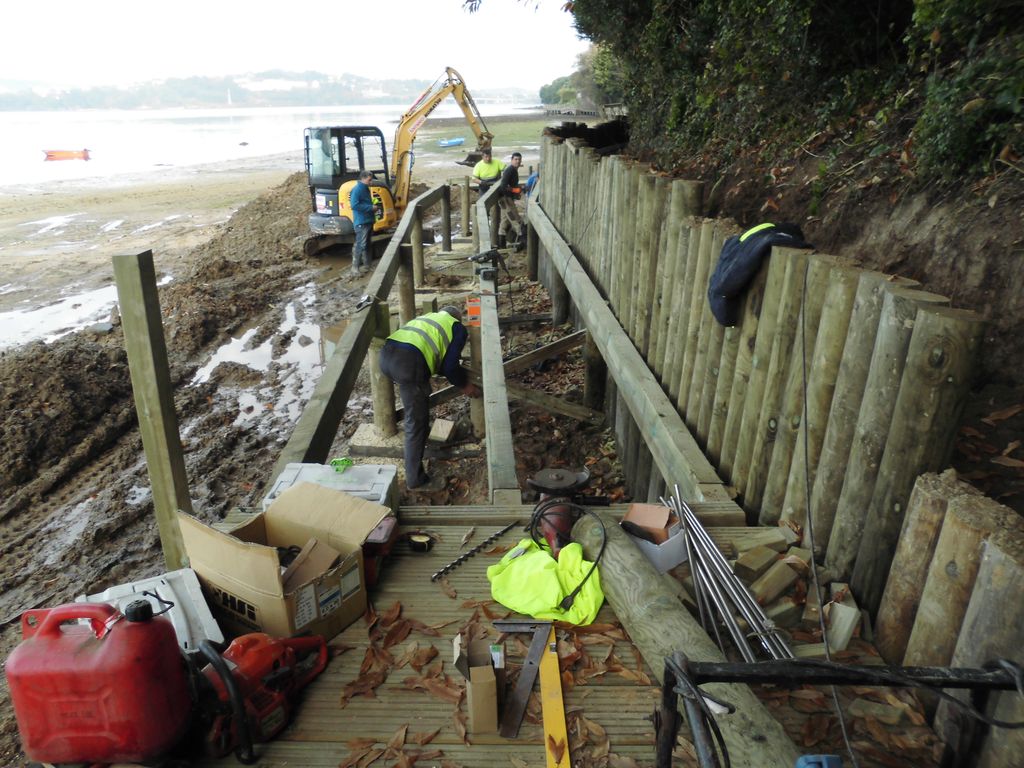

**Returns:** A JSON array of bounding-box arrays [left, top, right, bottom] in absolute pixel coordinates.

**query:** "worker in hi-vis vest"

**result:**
[[379, 306, 481, 491]]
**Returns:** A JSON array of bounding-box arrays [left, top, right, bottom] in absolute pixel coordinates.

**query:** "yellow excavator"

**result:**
[[303, 67, 493, 257]]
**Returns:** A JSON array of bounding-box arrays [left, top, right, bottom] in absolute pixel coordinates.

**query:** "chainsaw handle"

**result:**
[[22, 602, 118, 640], [285, 635, 329, 688]]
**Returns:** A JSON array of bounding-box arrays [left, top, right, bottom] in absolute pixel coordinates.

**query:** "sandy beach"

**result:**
[[0, 114, 545, 323]]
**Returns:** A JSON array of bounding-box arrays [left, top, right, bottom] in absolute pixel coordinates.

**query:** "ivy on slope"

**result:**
[[568, 0, 1022, 181]]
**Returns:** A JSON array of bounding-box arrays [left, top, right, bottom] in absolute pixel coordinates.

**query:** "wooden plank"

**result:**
[[477, 272, 519, 501], [112, 251, 190, 570], [528, 203, 731, 503], [505, 380, 604, 425]]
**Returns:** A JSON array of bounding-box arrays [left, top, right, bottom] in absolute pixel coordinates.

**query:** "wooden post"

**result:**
[[780, 265, 859, 532], [112, 251, 190, 571], [851, 305, 985, 613], [707, 254, 768, 465], [824, 286, 948, 580], [573, 513, 803, 767], [472, 200, 480, 252], [583, 332, 606, 411], [758, 254, 834, 524], [368, 302, 396, 437], [527, 222, 539, 281], [551, 263, 570, 326], [902, 495, 1019, 669], [636, 176, 668, 356], [695, 225, 731, 443], [440, 185, 452, 252], [469, 324, 485, 438], [614, 166, 641, 334], [679, 220, 716, 420], [720, 247, 795, 486], [651, 181, 688, 378], [489, 199, 500, 247], [739, 248, 810, 512], [411, 211, 425, 287], [874, 470, 983, 664], [935, 527, 1024, 765], [461, 177, 471, 237], [397, 243, 416, 326], [664, 221, 699, 401], [806, 271, 889, 553]]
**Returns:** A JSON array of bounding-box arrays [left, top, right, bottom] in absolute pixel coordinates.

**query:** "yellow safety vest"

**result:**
[[473, 158, 505, 181], [387, 311, 458, 374]]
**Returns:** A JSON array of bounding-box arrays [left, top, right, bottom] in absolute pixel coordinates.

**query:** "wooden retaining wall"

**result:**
[[534, 136, 986, 615]]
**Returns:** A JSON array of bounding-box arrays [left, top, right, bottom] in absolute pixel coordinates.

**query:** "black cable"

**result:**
[[141, 589, 175, 617], [666, 655, 731, 768], [525, 499, 607, 609]]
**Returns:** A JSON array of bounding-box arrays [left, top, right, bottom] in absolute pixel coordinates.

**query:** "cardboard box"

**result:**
[[178, 482, 388, 640], [453, 636, 500, 733], [621, 503, 687, 573]]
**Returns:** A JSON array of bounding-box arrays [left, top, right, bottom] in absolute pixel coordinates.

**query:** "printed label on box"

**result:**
[[210, 585, 260, 631], [294, 583, 317, 629], [318, 580, 342, 617], [340, 564, 361, 600]]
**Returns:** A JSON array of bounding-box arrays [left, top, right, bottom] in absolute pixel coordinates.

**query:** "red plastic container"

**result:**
[[4, 601, 192, 764]]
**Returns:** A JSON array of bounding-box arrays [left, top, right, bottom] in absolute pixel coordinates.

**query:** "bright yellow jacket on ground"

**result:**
[[486, 538, 604, 625]]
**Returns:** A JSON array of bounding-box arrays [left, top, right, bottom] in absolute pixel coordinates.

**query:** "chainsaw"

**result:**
[[197, 633, 328, 763]]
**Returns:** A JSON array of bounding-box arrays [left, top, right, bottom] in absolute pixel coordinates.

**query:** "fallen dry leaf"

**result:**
[[453, 708, 469, 745], [412, 727, 441, 746], [460, 526, 476, 548], [410, 645, 439, 671], [1003, 439, 1022, 455], [981, 404, 1024, 425], [439, 578, 458, 599], [547, 734, 567, 765], [338, 746, 373, 768], [345, 737, 378, 750], [380, 601, 403, 626], [387, 724, 408, 752], [383, 619, 413, 649], [991, 455, 1024, 468]]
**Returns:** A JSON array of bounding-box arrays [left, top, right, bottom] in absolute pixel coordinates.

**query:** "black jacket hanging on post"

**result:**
[[707, 222, 812, 327]]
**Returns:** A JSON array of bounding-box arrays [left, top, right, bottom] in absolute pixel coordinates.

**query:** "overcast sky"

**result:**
[[1, 1, 590, 92]]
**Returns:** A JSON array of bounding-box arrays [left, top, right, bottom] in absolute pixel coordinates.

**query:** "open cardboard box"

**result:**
[[178, 482, 389, 640], [453, 635, 503, 733], [620, 502, 687, 573]]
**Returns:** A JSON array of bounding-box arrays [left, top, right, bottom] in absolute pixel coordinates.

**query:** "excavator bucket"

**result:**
[[457, 151, 483, 168]]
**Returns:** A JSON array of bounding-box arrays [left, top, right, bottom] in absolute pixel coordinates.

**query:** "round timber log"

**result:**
[[851, 304, 985, 613], [573, 512, 802, 767], [874, 470, 982, 665], [823, 286, 948, 581]]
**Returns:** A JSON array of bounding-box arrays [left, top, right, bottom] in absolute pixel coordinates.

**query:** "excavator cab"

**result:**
[[303, 126, 397, 257]]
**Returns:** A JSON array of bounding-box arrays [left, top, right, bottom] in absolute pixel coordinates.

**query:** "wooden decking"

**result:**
[[198, 507, 677, 767]]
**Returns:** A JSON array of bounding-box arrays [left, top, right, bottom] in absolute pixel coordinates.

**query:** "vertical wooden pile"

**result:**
[[537, 135, 986, 617]]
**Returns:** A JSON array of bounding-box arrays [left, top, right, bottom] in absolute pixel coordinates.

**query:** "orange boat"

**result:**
[[43, 149, 90, 161]]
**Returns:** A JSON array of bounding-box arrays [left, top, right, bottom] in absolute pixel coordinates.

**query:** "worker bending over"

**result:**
[[379, 306, 481, 491], [471, 148, 504, 194]]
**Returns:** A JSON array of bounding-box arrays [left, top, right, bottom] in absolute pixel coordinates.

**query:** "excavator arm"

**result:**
[[390, 66, 494, 213]]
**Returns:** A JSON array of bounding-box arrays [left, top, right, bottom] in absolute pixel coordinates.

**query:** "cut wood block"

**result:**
[[785, 546, 813, 566], [735, 545, 779, 582], [825, 582, 860, 652], [792, 642, 827, 658], [765, 597, 802, 629], [428, 418, 456, 443], [708, 527, 789, 558], [779, 525, 800, 546], [803, 591, 823, 625], [750, 560, 800, 604], [848, 697, 905, 725]]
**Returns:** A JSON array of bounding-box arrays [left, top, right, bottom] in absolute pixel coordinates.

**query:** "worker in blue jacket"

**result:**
[[349, 170, 376, 276], [379, 306, 481, 491]]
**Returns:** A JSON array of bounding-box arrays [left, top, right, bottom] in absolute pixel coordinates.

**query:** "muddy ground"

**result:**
[[1, 115, 1022, 765]]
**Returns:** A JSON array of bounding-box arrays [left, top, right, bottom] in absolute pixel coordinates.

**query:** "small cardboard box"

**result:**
[[621, 503, 687, 573], [453, 636, 500, 734], [178, 482, 389, 640]]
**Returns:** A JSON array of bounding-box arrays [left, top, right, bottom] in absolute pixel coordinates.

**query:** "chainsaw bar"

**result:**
[[430, 521, 516, 581]]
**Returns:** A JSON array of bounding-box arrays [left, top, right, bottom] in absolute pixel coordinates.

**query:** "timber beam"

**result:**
[[528, 203, 731, 502]]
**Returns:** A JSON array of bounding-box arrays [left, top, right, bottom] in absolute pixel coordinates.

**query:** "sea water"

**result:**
[[0, 101, 536, 188]]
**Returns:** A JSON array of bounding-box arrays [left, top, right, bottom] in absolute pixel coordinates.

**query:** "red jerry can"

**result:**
[[4, 600, 192, 764]]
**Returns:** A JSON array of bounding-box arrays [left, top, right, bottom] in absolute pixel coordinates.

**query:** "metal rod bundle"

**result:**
[[663, 484, 794, 660]]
